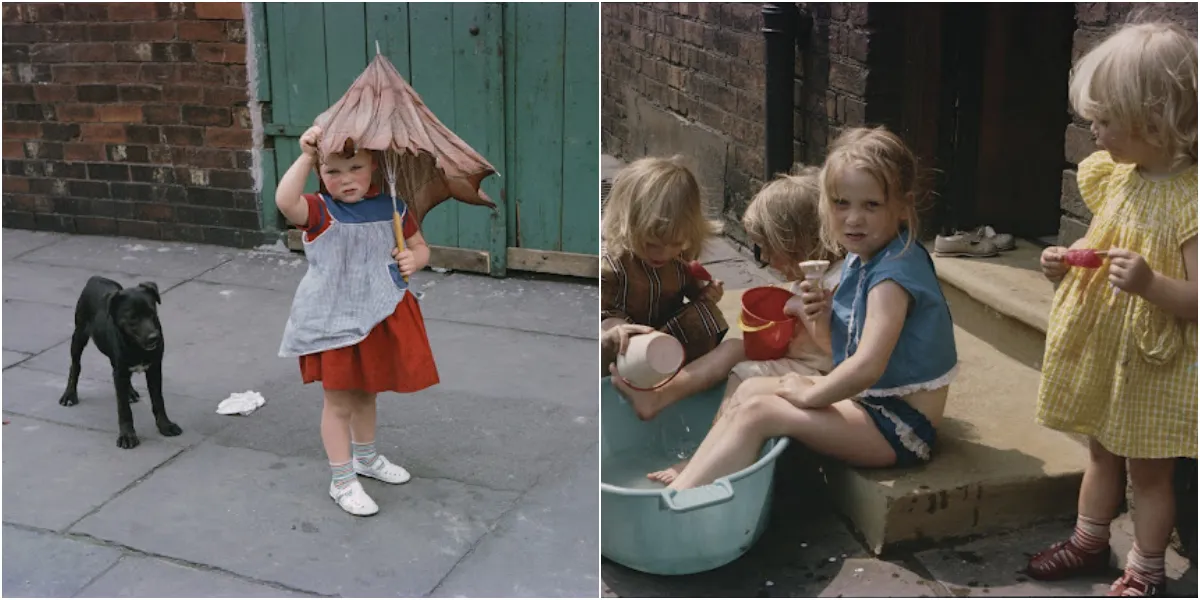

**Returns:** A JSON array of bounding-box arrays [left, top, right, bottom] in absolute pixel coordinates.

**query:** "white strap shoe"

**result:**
[[329, 480, 379, 516], [354, 454, 412, 484]]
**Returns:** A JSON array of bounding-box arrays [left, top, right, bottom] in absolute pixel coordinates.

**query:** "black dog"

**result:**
[[58, 276, 182, 449]]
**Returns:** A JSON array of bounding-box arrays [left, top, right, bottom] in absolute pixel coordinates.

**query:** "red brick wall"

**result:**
[[2, 2, 262, 247], [1058, 2, 1198, 244], [600, 2, 881, 234]]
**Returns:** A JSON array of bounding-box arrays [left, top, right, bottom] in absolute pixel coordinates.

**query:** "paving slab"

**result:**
[[425, 319, 598, 412], [417, 272, 597, 340], [17, 235, 234, 280], [431, 444, 601, 598], [210, 375, 595, 492], [2, 229, 67, 260], [71, 441, 521, 598], [1, 260, 186, 308], [817, 558, 945, 598], [2, 418, 182, 531], [1, 298, 75, 355], [697, 237, 748, 264], [1, 525, 123, 598], [21, 279, 300, 402], [915, 521, 1119, 597], [3, 366, 224, 445], [4, 349, 31, 368], [193, 250, 312, 293], [601, 450, 867, 598], [77, 555, 316, 598]]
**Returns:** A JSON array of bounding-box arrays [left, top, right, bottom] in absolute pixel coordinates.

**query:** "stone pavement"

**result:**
[[598, 232, 1197, 598], [2, 228, 598, 598]]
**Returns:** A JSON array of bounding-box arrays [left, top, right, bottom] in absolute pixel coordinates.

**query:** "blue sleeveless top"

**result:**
[[830, 229, 958, 397]]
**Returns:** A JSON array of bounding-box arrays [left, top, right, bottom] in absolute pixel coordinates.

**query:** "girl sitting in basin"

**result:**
[[601, 156, 727, 377], [664, 126, 958, 492], [610, 165, 844, 481]]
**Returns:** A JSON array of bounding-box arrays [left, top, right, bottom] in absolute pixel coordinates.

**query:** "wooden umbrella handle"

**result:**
[[393, 211, 408, 283]]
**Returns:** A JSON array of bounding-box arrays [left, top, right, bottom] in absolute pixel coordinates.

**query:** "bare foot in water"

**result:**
[[647, 460, 690, 485], [609, 363, 669, 421]]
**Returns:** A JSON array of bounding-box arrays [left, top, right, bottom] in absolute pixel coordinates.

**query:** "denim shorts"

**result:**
[[856, 395, 937, 468]]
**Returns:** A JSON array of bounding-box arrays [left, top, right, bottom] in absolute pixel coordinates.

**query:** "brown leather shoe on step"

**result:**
[[1026, 539, 1111, 581]]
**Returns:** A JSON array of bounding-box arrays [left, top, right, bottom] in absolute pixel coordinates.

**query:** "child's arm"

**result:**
[[1109, 236, 1198, 321], [778, 281, 909, 409], [791, 280, 833, 355], [275, 126, 321, 226]]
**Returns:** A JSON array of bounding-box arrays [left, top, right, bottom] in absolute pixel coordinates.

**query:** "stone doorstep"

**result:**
[[930, 239, 1053, 371]]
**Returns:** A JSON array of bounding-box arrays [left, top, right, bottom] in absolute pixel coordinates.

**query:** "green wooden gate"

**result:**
[[251, 2, 598, 278]]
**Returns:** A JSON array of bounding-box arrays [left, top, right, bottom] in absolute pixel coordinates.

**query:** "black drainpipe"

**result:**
[[762, 3, 801, 181]]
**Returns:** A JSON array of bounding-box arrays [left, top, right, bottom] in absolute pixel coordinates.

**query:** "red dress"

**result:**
[[296, 191, 440, 393]]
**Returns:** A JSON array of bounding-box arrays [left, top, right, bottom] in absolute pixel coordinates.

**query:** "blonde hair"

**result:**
[[1069, 21, 1198, 168], [819, 126, 923, 255], [601, 155, 718, 261], [743, 164, 840, 267]]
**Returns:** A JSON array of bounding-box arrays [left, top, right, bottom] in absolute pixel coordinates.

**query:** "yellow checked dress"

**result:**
[[1037, 151, 1197, 459]]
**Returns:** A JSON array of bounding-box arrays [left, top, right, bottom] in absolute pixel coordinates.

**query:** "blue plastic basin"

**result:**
[[600, 377, 789, 575]]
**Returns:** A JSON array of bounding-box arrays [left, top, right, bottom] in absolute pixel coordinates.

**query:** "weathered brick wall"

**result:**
[[600, 2, 880, 240], [1059, 2, 1198, 245], [2, 2, 262, 247]]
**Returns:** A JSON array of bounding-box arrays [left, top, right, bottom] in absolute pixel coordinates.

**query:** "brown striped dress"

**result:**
[[600, 248, 728, 374]]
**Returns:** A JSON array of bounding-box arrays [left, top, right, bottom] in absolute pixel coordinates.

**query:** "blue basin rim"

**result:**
[[601, 436, 791, 497]]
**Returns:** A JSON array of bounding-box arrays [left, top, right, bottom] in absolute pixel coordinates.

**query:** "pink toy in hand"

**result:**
[[1064, 249, 1107, 269], [687, 260, 713, 282]]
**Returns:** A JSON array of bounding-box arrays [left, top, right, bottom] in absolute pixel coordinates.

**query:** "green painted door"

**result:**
[[253, 2, 599, 277]]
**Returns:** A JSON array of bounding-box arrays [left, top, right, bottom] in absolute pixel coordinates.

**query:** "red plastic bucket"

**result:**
[[738, 287, 795, 360]]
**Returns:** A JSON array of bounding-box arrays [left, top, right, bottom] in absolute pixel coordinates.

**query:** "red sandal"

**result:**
[[1027, 539, 1111, 581], [1107, 571, 1166, 597]]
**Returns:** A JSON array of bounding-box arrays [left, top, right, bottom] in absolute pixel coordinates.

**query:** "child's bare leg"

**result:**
[[321, 390, 358, 464], [1079, 438, 1126, 522], [347, 391, 410, 484], [669, 394, 895, 490], [348, 391, 378, 444], [612, 338, 745, 421], [1123, 458, 1175, 585], [1027, 437, 1124, 579], [647, 372, 749, 484]]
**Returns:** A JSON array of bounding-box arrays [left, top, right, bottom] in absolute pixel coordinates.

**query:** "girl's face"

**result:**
[[828, 167, 904, 260], [319, 152, 375, 203], [639, 239, 686, 268], [1090, 118, 1163, 170]]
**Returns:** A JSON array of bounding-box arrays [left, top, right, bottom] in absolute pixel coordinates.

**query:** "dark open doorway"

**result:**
[[898, 3, 1076, 242]]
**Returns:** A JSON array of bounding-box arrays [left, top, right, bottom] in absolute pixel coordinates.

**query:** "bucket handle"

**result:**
[[660, 479, 735, 513], [737, 313, 775, 333]]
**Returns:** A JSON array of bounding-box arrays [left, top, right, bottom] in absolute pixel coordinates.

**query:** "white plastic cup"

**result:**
[[616, 332, 685, 390]]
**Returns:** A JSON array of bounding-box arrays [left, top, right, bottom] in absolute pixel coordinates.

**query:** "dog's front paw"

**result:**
[[157, 421, 182, 437], [58, 390, 79, 406], [129, 389, 140, 403], [116, 431, 140, 449]]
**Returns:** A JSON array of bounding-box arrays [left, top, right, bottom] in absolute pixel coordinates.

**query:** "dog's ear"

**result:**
[[105, 291, 122, 320], [138, 282, 161, 305]]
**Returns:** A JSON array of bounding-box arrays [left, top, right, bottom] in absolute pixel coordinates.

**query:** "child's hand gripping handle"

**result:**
[[393, 211, 408, 283]]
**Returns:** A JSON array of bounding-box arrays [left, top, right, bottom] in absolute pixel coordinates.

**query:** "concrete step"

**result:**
[[703, 242, 1087, 554], [931, 240, 1053, 371]]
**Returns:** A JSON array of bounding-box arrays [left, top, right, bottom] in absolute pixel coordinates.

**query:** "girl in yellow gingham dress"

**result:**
[[1025, 23, 1197, 598]]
